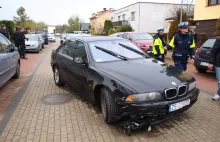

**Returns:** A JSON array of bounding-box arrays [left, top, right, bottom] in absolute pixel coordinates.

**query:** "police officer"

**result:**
[[13, 27, 20, 49], [169, 22, 195, 71], [0, 24, 9, 39], [152, 27, 167, 62], [18, 27, 28, 59]]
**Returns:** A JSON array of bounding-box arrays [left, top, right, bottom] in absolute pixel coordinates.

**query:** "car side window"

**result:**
[[0, 43, 5, 54], [73, 40, 87, 61], [0, 36, 10, 53], [62, 41, 74, 57]]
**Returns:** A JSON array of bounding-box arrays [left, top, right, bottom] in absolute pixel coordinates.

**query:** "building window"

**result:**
[[122, 14, 126, 20], [131, 12, 135, 21], [208, 0, 220, 5], [118, 16, 121, 21]]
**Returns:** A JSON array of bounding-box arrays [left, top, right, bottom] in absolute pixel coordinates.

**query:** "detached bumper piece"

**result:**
[[119, 89, 199, 135]]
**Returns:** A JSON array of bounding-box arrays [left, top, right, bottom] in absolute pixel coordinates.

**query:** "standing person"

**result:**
[[18, 27, 28, 59], [169, 22, 195, 71], [13, 27, 20, 48], [190, 28, 197, 44], [152, 27, 167, 62], [190, 28, 197, 55], [208, 38, 220, 101], [101, 29, 107, 36], [0, 24, 9, 39]]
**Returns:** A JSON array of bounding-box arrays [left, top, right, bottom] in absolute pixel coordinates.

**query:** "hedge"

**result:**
[[0, 20, 15, 41]]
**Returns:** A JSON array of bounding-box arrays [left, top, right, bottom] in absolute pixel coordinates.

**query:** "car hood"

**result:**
[[95, 59, 194, 93], [25, 41, 38, 45], [133, 40, 153, 46]]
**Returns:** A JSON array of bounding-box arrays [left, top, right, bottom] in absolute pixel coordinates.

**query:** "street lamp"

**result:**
[[180, 0, 183, 23]]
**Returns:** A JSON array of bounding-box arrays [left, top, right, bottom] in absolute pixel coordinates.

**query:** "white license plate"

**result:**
[[168, 99, 190, 112], [200, 62, 209, 66], [25, 47, 30, 49]]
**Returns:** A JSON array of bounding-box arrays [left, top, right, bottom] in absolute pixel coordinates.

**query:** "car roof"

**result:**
[[69, 36, 125, 42], [209, 36, 220, 39], [126, 32, 150, 34]]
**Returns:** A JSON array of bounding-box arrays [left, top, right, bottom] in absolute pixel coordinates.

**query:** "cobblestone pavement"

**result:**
[[0, 41, 220, 142]]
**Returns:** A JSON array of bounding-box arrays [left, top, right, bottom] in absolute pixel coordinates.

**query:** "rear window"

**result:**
[[202, 39, 216, 48]]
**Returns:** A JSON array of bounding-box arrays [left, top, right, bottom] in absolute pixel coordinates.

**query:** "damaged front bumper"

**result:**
[[117, 88, 199, 135]]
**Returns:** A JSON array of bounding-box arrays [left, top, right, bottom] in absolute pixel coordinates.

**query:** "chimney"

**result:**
[[103, 8, 106, 11]]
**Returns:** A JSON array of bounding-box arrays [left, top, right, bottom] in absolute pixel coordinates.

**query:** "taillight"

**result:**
[[195, 48, 200, 57]]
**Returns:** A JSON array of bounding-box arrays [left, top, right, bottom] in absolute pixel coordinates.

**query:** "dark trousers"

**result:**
[[19, 44, 25, 57], [155, 54, 165, 62], [174, 61, 187, 71]]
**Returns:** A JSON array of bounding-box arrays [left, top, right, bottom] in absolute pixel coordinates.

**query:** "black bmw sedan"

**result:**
[[51, 36, 199, 134]]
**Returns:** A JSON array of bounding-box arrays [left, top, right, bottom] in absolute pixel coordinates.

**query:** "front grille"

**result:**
[[165, 85, 188, 99], [165, 88, 177, 99], [178, 85, 187, 96], [26, 45, 30, 46]]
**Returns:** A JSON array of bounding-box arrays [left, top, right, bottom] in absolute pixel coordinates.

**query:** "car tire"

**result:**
[[12, 62, 20, 79], [42, 44, 44, 49], [196, 67, 207, 73], [100, 87, 118, 123], [53, 66, 65, 86]]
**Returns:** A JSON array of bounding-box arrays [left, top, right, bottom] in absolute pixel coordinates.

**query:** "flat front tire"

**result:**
[[53, 66, 64, 86], [100, 87, 118, 123]]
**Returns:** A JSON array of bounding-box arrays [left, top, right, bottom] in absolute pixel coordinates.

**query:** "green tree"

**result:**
[[104, 20, 113, 34], [13, 6, 29, 27], [168, 9, 188, 41], [216, 17, 220, 36], [108, 28, 116, 35], [24, 20, 36, 30], [36, 22, 47, 30], [68, 15, 81, 31], [117, 25, 133, 32]]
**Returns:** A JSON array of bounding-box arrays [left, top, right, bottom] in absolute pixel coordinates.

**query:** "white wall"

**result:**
[[110, 2, 182, 33], [110, 3, 140, 32]]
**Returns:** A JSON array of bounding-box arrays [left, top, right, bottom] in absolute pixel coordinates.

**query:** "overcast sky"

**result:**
[[0, 0, 193, 25]]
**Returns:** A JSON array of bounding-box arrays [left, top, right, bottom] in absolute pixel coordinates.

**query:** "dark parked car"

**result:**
[[194, 37, 220, 73], [0, 34, 20, 87], [51, 36, 199, 135], [35, 31, 48, 45]]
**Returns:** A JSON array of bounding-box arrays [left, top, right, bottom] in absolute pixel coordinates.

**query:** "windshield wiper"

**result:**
[[95, 46, 128, 61], [118, 43, 150, 58]]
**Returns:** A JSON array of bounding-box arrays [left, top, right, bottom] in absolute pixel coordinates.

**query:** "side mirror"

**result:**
[[74, 57, 84, 64], [8, 44, 15, 52], [128, 38, 132, 41]]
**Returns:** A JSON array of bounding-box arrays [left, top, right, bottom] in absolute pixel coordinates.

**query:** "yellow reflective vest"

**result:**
[[152, 36, 165, 55]]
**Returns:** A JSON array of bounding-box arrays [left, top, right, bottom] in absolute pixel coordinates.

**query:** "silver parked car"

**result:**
[[25, 34, 42, 53], [36, 34, 45, 49], [0, 34, 20, 88]]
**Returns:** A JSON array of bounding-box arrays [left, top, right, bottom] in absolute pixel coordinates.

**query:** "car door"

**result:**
[[56, 41, 73, 85], [3, 36, 18, 76], [68, 40, 92, 100], [0, 36, 11, 87]]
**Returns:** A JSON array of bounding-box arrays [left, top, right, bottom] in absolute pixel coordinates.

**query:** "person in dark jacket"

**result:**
[[169, 22, 195, 71], [0, 24, 9, 39], [19, 27, 28, 59], [208, 38, 220, 101], [13, 27, 20, 48]]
